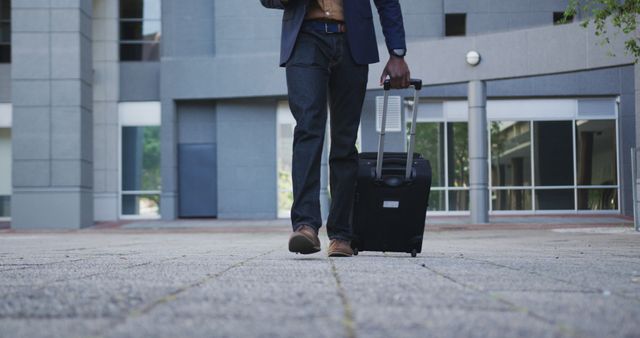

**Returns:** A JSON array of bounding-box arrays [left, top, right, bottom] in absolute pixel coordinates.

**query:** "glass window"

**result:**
[[120, 42, 160, 62], [122, 126, 160, 191], [121, 126, 160, 216], [120, 21, 162, 41], [534, 121, 574, 186], [491, 121, 532, 187], [445, 13, 466, 37], [121, 0, 161, 19], [577, 188, 617, 210], [492, 189, 532, 211], [448, 190, 469, 211], [447, 122, 468, 188], [122, 194, 160, 216], [0, 128, 10, 218], [553, 12, 574, 25], [576, 120, 617, 186], [0, 0, 10, 64], [0, 22, 8, 43], [0, 0, 9, 20], [428, 190, 445, 212], [412, 122, 445, 187], [0, 45, 8, 64], [119, 0, 161, 61], [535, 189, 574, 210], [277, 103, 295, 218]]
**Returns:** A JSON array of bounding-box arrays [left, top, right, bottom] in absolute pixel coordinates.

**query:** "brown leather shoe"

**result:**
[[288, 225, 321, 254], [328, 239, 353, 257]]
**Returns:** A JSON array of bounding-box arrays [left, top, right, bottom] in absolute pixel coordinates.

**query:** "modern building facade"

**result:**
[[0, 0, 638, 228]]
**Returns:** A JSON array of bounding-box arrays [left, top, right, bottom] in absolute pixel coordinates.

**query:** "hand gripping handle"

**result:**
[[383, 79, 423, 91]]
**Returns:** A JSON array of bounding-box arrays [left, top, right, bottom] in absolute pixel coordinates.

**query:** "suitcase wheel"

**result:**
[[411, 249, 417, 258], [353, 248, 358, 256]]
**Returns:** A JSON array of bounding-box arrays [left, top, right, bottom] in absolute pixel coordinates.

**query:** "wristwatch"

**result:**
[[389, 48, 406, 58]]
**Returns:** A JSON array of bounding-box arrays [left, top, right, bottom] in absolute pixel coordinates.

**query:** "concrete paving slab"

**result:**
[[0, 227, 638, 338]]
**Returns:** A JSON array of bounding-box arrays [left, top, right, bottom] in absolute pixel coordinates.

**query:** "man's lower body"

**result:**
[[285, 22, 368, 256]]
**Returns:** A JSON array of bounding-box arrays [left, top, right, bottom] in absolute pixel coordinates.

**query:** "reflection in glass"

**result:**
[[119, 0, 161, 61], [577, 189, 617, 210], [535, 189, 574, 210], [0, 22, 9, 43], [122, 194, 160, 216], [447, 122, 468, 187], [120, 0, 161, 19], [491, 121, 531, 187], [120, 21, 162, 41], [413, 122, 445, 187], [0, 196, 8, 217], [492, 189, 532, 210], [0, 128, 10, 217], [120, 42, 160, 61], [122, 126, 161, 191], [0, 0, 9, 20], [576, 120, 617, 186], [277, 110, 295, 218], [428, 190, 445, 211], [534, 121, 573, 186], [449, 190, 469, 211]]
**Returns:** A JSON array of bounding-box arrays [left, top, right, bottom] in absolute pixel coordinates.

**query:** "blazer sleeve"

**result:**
[[260, 0, 287, 10], [373, 0, 406, 51]]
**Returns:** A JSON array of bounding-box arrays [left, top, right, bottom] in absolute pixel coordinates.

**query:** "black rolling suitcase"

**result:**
[[351, 79, 432, 257]]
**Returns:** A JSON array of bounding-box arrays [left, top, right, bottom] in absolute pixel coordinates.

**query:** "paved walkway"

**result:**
[[0, 225, 639, 337]]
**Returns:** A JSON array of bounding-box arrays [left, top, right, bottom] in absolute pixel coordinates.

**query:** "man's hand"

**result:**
[[380, 55, 410, 89]]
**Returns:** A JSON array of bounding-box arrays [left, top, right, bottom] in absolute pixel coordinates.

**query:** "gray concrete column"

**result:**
[[92, 0, 120, 221], [11, 0, 93, 228], [468, 80, 489, 224], [160, 99, 177, 220]]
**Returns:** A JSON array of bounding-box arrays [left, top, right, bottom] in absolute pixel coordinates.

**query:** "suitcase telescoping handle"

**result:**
[[376, 79, 423, 181]]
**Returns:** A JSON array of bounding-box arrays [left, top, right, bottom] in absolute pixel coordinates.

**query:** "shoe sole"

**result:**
[[288, 233, 321, 254], [328, 251, 353, 257]]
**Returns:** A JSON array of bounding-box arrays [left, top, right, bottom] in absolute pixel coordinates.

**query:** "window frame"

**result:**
[[487, 116, 620, 215], [118, 0, 161, 62], [409, 98, 621, 215], [118, 102, 162, 220]]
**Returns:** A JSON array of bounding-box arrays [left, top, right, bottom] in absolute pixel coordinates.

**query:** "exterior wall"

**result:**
[[216, 99, 278, 219], [163, 0, 215, 57], [119, 62, 160, 101], [213, 1, 280, 56], [11, 0, 93, 228], [636, 64, 640, 221], [93, 0, 119, 221]]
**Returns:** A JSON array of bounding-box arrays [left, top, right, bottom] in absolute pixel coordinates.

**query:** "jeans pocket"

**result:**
[[286, 33, 327, 68]]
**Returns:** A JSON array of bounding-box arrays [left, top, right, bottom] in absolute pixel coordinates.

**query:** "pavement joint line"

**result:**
[[416, 261, 559, 327], [126, 249, 277, 317], [462, 256, 640, 303], [329, 258, 357, 338], [89, 249, 277, 338], [0, 258, 92, 272]]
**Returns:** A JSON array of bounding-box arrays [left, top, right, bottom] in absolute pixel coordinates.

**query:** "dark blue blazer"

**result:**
[[260, 0, 406, 66]]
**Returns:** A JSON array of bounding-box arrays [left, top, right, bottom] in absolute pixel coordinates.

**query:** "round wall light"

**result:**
[[466, 51, 481, 66]]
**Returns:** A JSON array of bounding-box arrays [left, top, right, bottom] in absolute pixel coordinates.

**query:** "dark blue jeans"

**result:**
[[286, 23, 369, 241]]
